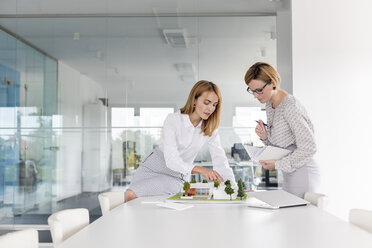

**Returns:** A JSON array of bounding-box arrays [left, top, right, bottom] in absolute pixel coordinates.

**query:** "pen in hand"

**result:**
[[255, 120, 270, 128]]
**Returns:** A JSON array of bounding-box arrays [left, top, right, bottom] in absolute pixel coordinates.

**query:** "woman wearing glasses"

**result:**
[[125, 80, 236, 202], [245, 62, 320, 198]]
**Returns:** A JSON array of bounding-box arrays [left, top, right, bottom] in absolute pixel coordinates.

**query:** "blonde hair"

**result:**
[[180, 80, 222, 137], [244, 62, 281, 89]]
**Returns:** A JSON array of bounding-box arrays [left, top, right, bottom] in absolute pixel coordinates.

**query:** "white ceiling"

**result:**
[[0, 0, 284, 112], [0, 0, 284, 15]]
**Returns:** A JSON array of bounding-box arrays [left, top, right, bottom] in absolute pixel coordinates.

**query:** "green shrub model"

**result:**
[[237, 180, 245, 200], [237, 179, 245, 189], [224, 180, 231, 187], [224, 185, 235, 200], [214, 181, 220, 188], [202, 179, 208, 183], [238, 179, 245, 190], [237, 187, 245, 200], [191, 178, 197, 183], [183, 181, 190, 196]]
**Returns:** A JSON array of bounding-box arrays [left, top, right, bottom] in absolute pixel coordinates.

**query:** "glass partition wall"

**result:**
[[0, 27, 58, 224], [0, 15, 277, 230]]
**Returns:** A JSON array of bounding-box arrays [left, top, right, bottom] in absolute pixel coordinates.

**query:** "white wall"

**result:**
[[276, 0, 292, 94], [292, 0, 372, 220], [57, 61, 105, 200]]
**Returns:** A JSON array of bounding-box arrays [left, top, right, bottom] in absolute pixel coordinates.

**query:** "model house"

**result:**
[[182, 182, 238, 200]]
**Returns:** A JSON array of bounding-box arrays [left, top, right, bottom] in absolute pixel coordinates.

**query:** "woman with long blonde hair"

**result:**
[[126, 80, 236, 202]]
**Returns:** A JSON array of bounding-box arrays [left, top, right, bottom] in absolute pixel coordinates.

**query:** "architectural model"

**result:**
[[180, 182, 238, 200]]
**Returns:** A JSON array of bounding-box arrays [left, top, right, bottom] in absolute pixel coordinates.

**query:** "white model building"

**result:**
[[213, 184, 238, 200], [181, 182, 238, 200]]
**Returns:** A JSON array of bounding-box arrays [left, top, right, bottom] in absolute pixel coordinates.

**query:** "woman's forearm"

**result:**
[[191, 165, 202, 174]]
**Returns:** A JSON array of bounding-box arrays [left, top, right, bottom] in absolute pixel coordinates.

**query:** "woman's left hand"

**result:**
[[259, 160, 275, 170]]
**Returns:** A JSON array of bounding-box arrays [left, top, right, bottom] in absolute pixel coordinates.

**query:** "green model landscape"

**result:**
[[169, 178, 247, 201], [168, 193, 247, 201]]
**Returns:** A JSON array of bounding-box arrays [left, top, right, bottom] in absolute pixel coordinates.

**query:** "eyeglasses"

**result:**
[[247, 82, 270, 95]]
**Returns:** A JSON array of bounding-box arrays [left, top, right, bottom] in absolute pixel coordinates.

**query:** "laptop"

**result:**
[[246, 190, 309, 209]]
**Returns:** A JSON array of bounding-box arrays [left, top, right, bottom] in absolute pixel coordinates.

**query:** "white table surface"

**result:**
[[58, 195, 372, 248]]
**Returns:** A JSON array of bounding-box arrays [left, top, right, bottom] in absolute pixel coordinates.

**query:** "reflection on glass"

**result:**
[[0, 14, 276, 228], [0, 27, 57, 222]]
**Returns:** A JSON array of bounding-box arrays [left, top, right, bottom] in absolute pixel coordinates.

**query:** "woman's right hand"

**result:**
[[191, 166, 223, 182], [255, 120, 268, 140]]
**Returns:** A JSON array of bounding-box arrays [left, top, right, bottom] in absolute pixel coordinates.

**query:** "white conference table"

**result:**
[[58, 195, 372, 248]]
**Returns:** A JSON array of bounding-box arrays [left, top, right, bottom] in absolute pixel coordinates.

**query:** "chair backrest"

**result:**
[[98, 191, 125, 216], [0, 228, 38, 248], [304, 192, 328, 210], [349, 209, 372, 234], [48, 208, 89, 246]]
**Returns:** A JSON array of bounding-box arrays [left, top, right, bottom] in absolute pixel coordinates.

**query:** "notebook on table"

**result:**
[[246, 190, 309, 209]]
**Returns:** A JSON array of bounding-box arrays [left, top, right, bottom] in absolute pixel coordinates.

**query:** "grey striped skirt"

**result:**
[[128, 147, 184, 197]]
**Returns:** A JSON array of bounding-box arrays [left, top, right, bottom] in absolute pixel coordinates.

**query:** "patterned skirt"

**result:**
[[128, 147, 184, 197]]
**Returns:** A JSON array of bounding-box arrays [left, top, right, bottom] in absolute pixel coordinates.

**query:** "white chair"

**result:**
[[349, 208, 372, 234], [304, 192, 328, 210], [0, 228, 38, 248], [48, 208, 89, 246], [98, 191, 125, 216]]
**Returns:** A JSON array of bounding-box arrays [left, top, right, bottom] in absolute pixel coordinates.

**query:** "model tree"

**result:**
[[237, 179, 245, 200], [190, 178, 197, 183], [237, 179, 245, 189], [202, 179, 208, 183], [224, 180, 231, 187], [224, 184, 235, 200], [183, 181, 190, 196], [214, 181, 220, 188]]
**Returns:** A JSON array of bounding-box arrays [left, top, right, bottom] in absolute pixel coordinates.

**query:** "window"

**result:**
[[111, 107, 135, 139], [139, 108, 174, 127], [233, 107, 267, 146]]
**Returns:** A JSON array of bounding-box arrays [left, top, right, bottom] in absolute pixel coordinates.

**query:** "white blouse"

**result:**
[[159, 112, 236, 184]]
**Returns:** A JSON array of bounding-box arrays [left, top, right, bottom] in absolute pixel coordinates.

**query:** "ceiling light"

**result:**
[[73, 32, 80, 41], [179, 75, 196, 83], [162, 29, 188, 48], [174, 63, 195, 74]]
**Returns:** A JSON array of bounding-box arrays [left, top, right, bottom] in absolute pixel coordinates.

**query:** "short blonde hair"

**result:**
[[180, 80, 222, 137], [244, 62, 281, 89]]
